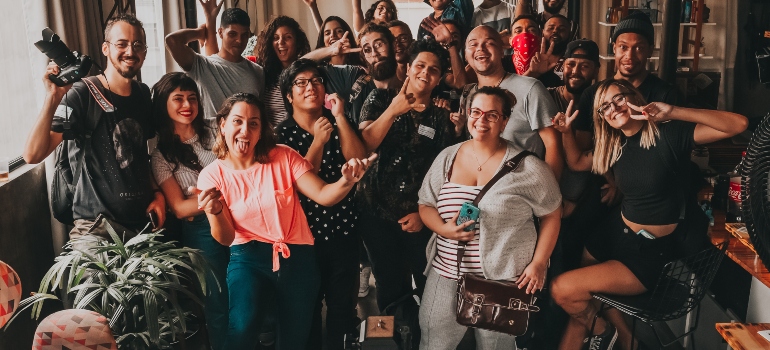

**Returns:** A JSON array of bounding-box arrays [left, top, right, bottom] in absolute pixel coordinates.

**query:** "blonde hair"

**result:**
[[592, 79, 659, 175]]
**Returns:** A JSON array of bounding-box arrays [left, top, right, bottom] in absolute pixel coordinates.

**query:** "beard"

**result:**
[[368, 56, 398, 81], [564, 80, 590, 95], [543, 1, 565, 14], [109, 54, 141, 79]]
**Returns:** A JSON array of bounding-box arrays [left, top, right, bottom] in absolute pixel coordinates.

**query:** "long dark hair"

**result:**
[[151, 72, 209, 173], [364, 0, 397, 23], [315, 16, 363, 66], [212, 93, 276, 164], [256, 16, 311, 87]]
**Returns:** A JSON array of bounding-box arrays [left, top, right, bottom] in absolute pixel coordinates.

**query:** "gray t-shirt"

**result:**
[[187, 54, 265, 119], [463, 74, 557, 158]]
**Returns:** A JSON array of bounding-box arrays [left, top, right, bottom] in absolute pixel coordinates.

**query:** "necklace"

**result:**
[[471, 140, 502, 171]]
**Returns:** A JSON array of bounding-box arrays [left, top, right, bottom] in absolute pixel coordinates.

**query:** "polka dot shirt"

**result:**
[[276, 111, 359, 241]]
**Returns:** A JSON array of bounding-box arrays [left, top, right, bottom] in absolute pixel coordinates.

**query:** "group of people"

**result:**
[[22, 0, 749, 349]]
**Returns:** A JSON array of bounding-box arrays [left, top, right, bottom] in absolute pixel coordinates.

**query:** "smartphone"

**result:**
[[637, 229, 656, 240], [148, 211, 158, 230], [456, 202, 480, 232]]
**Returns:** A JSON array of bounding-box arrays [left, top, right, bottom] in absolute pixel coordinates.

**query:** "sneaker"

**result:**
[[359, 266, 372, 297], [586, 324, 617, 350]]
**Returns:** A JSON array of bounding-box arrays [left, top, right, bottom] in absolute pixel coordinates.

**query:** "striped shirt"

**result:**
[[264, 84, 288, 129], [432, 182, 483, 280], [151, 124, 218, 197]]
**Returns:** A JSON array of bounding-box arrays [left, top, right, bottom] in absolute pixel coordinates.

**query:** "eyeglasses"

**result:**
[[105, 40, 147, 53], [362, 40, 388, 57], [596, 93, 631, 117], [293, 77, 324, 87], [468, 108, 503, 123]]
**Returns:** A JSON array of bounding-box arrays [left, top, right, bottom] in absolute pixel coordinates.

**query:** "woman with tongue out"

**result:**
[[196, 92, 375, 350]]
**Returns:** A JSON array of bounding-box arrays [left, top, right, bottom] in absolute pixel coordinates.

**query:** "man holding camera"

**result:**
[[23, 14, 165, 245]]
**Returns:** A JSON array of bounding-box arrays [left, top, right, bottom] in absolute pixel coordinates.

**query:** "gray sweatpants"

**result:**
[[419, 268, 516, 350]]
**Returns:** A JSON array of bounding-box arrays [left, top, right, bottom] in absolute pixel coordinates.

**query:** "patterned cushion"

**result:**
[[0, 260, 22, 328], [32, 309, 117, 350]]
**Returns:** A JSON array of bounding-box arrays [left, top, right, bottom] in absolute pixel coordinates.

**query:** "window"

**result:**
[[135, 0, 167, 88], [0, 0, 48, 161]]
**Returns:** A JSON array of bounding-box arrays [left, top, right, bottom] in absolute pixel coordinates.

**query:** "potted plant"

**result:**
[[9, 218, 215, 349]]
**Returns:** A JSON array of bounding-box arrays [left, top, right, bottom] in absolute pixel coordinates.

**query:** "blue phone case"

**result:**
[[456, 202, 480, 232]]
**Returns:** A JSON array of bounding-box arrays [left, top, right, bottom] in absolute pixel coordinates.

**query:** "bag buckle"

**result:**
[[509, 298, 540, 312], [470, 294, 484, 324]]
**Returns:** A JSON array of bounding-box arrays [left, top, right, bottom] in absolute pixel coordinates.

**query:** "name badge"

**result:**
[[418, 125, 436, 139]]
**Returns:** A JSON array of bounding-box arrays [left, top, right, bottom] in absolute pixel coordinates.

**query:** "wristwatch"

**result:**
[[442, 40, 458, 49]]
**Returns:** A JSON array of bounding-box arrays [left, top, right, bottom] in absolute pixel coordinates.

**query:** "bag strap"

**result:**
[[455, 150, 535, 275], [70, 76, 107, 187]]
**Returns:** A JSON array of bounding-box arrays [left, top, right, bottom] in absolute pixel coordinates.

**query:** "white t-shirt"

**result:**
[[472, 2, 515, 33], [497, 74, 557, 158], [187, 54, 265, 119]]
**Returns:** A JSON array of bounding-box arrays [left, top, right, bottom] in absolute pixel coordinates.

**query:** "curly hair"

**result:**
[[409, 39, 451, 75], [212, 93, 276, 164], [255, 16, 311, 87], [364, 0, 398, 24], [315, 16, 362, 66], [151, 72, 209, 173]]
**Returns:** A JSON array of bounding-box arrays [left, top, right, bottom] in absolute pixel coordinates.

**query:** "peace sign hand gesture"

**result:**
[[627, 101, 674, 123], [330, 31, 362, 56], [527, 37, 560, 77], [551, 100, 579, 134], [386, 77, 426, 116]]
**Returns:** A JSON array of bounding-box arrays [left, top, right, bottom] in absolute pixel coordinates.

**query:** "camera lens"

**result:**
[[467, 209, 472, 214]]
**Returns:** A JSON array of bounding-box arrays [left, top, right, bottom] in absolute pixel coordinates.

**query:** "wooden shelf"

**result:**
[[598, 21, 717, 27], [599, 54, 714, 61]]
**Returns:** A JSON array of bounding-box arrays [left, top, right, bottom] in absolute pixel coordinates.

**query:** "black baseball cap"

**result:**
[[564, 39, 600, 66]]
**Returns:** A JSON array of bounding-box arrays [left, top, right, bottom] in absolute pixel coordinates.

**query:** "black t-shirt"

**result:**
[[502, 54, 563, 88], [575, 73, 681, 132], [51, 79, 155, 229], [613, 121, 696, 225], [276, 110, 359, 242], [357, 88, 459, 221]]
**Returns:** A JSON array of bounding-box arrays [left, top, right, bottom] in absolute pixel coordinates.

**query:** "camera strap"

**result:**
[[82, 77, 115, 113]]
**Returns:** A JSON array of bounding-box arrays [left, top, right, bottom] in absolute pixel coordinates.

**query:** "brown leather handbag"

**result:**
[[455, 150, 541, 336]]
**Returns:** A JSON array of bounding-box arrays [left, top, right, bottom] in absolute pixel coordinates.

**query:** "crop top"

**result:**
[[613, 121, 696, 225]]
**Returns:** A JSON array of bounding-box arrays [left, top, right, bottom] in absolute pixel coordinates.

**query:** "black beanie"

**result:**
[[612, 11, 654, 46]]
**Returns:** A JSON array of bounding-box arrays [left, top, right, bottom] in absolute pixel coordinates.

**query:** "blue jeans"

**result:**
[[182, 215, 230, 350], [225, 241, 320, 349]]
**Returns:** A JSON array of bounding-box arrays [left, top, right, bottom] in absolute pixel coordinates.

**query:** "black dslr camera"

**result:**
[[34, 28, 92, 86]]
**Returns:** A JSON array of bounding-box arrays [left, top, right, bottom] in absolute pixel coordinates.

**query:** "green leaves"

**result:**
[[9, 218, 215, 349]]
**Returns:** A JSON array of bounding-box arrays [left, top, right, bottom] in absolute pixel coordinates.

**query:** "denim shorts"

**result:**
[[585, 214, 680, 290]]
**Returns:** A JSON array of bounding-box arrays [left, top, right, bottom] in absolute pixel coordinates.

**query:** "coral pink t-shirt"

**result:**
[[198, 145, 314, 270]]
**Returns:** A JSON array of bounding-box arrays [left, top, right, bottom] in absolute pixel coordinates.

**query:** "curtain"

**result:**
[[46, 0, 106, 73]]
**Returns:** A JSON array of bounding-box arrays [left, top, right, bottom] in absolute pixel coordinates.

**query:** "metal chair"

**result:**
[[591, 241, 728, 350]]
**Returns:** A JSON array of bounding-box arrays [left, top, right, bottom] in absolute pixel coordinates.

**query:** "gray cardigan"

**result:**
[[418, 141, 562, 280]]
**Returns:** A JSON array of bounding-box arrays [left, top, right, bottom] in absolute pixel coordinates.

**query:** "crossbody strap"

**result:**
[[71, 77, 108, 187], [455, 150, 535, 275]]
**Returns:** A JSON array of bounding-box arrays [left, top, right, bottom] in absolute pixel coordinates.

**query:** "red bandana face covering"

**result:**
[[511, 32, 539, 75]]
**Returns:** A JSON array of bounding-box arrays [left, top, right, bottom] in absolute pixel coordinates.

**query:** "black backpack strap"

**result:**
[[456, 150, 535, 275]]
